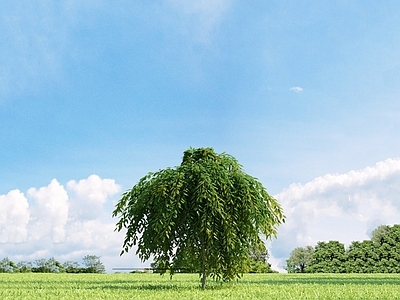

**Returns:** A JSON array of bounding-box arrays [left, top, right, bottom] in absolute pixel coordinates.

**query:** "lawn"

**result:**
[[1, 273, 400, 299]]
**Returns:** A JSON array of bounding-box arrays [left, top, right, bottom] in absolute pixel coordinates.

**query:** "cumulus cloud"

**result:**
[[28, 179, 69, 243], [0, 175, 132, 272], [290, 86, 303, 93], [0, 190, 30, 243], [269, 158, 400, 271], [67, 174, 121, 219]]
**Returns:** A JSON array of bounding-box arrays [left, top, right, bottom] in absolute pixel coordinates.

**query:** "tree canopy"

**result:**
[[307, 241, 347, 273], [285, 246, 314, 273], [82, 255, 106, 274], [113, 147, 285, 288], [290, 224, 400, 273]]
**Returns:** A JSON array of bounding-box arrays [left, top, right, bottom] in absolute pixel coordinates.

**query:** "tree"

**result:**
[[17, 261, 32, 273], [113, 147, 285, 289], [247, 243, 275, 273], [307, 241, 346, 273], [345, 240, 379, 273], [82, 255, 105, 273], [375, 225, 400, 273], [0, 257, 18, 273], [285, 246, 314, 273], [63, 261, 82, 273], [32, 257, 64, 273], [371, 225, 390, 246]]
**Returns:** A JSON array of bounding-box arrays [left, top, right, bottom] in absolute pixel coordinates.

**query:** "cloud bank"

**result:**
[[270, 158, 400, 271], [2, 158, 400, 272], [0, 175, 140, 271]]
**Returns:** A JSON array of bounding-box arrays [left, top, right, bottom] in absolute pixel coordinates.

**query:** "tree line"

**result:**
[[0, 255, 105, 273], [286, 224, 400, 273]]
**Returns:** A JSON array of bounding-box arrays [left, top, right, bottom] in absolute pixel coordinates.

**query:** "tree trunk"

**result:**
[[300, 263, 305, 273], [201, 241, 207, 289], [201, 267, 206, 290]]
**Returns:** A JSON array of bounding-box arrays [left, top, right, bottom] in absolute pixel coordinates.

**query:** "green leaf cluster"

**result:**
[[307, 241, 347, 273], [295, 224, 400, 273], [113, 147, 285, 288]]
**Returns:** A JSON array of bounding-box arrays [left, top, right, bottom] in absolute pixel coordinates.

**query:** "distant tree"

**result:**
[[289, 224, 400, 274], [32, 257, 64, 273], [63, 261, 82, 273], [32, 258, 48, 273], [0, 257, 18, 273], [375, 225, 400, 273], [371, 225, 390, 246], [249, 242, 269, 263], [82, 255, 105, 273], [17, 261, 32, 273], [307, 241, 346, 273], [247, 243, 275, 273], [113, 147, 285, 289], [285, 246, 314, 273], [345, 240, 379, 273]]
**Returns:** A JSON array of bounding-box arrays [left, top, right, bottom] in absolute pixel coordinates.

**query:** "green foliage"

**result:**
[[285, 246, 314, 273], [0, 256, 104, 274], [302, 224, 400, 273], [113, 147, 285, 288], [82, 255, 106, 274], [0, 257, 18, 273], [345, 240, 379, 273], [307, 241, 346, 273], [150, 243, 275, 274], [63, 261, 82, 273], [16, 261, 32, 273], [247, 260, 276, 273], [344, 225, 400, 273], [32, 258, 65, 273], [247, 245, 276, 273], [371, 225, 390, 246]]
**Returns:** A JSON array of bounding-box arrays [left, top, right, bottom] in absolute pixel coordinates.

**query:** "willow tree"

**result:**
[[112, 147, 284, 289]]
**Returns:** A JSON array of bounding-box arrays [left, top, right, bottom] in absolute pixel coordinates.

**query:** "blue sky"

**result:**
[[1, 1, 400, 271]]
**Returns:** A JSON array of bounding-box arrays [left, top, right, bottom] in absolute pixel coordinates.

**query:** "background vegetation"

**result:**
[[0, 255, 105, 274], [286, 224, 400, 273]]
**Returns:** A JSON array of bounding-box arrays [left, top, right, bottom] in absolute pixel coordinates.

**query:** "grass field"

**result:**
[[1, 273, 400, 299]]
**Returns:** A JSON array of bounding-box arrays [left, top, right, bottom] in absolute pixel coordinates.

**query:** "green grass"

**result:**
[[1, 273, 400, 299]]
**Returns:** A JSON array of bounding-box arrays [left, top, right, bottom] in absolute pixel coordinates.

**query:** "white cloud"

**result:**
[[290, 86, 303, 93], [0, 175, 134, 272], [28, 179, 69, 243], [0, 190, 30, 243], [269, 158, 400, 271], [67, 174, 121, 219]]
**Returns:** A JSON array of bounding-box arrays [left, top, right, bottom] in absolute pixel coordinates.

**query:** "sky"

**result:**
[[1, 1, 400, 272]]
